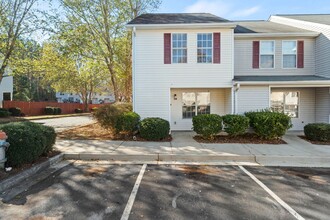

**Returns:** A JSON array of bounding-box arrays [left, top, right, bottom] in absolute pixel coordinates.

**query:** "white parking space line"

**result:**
[[239, 166, 305, 220], [121, 164, 147, 220]]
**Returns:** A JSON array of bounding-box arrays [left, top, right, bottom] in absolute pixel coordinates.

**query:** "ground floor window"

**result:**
[[271, 91, 299, 118], [182, 92, 210, 118]]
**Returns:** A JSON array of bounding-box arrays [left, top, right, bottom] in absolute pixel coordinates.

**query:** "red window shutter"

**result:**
[[213, 33, 221, 63], [252, 41, 260, 69], [297, 40, 304, 68], [164, 33, 171, 64]]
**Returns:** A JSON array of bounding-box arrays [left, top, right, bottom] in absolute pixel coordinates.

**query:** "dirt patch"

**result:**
[[84, 166, 108, 177], [299, 136, 330, 145], [0, 116, 27, 124], [0, 151, 61, 181], [283, 169, 327, 185], [194, 133, 286, 144], [178, 165, 223, 176], [57, 122, 172, 142]]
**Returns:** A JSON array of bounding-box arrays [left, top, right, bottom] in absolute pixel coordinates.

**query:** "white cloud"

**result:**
[[183, 0, 261, 19], [183, 0, 231, 17], [231, 6, 261, 18]]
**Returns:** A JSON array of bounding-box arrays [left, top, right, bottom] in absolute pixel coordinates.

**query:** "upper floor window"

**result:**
[[197, 33, 212, 63], [282, 41, 297, 68], [172, 33, 187, 63], [260, 41, 275, 69]]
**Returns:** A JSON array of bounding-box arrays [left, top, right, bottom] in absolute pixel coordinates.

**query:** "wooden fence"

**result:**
[[3, 101, 105, 116]]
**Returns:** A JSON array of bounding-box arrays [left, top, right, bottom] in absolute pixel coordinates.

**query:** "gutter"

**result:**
[[126, 22, 237, 30], [235, 32, 320, 38], [233, 80, 330, 86]]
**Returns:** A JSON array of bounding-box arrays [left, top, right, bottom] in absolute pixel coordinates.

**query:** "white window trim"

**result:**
[[259, 40, 275, 69], [197, 33, 213, 64], [171, 33, 188, 64], [271, 91, 300, 119], [282, 40, 298, 69]]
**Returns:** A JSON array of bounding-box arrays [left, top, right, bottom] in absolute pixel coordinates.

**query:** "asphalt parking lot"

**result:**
[[1, 163, 329, 220]]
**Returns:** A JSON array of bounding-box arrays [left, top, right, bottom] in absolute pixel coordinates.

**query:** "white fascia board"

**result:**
[[126, 22, 236, 30], [234, 32, 319, 39], [234, 80, 330, 86]]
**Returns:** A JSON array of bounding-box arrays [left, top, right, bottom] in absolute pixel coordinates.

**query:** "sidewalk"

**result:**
[[54, 132, 330, 167]]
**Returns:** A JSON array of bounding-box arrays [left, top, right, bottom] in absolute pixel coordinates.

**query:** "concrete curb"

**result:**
[[63, 153, 330, 167], [0, 153, 64, 193], [63, 153, 257, 163]]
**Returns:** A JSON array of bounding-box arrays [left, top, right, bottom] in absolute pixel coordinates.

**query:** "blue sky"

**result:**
[[157, 0, 330, 20]]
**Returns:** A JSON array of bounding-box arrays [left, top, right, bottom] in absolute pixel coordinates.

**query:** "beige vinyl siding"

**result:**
[[271, 16, 330, 78], [134, 28, 234, 122], [234, 38, 316, 76], [170, 88, 231, 130], [315, 87, 330, 123], [271, 88, 316, 130], [237, 86, 270, 114], [225, 88, 233, 114]]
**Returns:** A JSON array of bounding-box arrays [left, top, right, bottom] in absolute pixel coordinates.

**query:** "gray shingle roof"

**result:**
[[127, 13, 229, 25], [234, 21, 313, 33], [234, 75, 330, 82], [277, 14, 330, 26]]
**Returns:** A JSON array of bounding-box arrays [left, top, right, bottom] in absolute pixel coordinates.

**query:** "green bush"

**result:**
[[139, 117, 170, 141], [223, 114, 249, 136], [115, 112, 140, 134], [0, 109, 11, 118], [245, 109, 271, 127], [245, 111, 292, 139], [56, 107, 62, 114], [8, 107, 21, 116], [93, 103, 133, 131], [192, 114, 222, 139], [45, 106, 54, 115], [304, 123, 330, 142], [0, 122, 56, 167], [75, 108, 83, 113]]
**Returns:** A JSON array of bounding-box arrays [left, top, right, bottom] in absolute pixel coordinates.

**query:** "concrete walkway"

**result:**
[[55, 132, 330, 167]]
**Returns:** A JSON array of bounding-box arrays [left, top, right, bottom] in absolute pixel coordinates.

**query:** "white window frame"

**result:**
[[282, 40, 297, 69], [260, 40, 275, 69], [182, 92, 211, 119], [197, 33, 213, 64], [271, 91, 300, 118], [172, 33, 187, 64]]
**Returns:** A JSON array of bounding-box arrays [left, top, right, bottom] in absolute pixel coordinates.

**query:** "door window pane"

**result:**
[[197, 92, 210, 115], [271, 91, 299, 118], [182, 92, 196, 118]]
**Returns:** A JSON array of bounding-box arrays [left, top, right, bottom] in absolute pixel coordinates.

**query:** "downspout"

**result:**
[[234, 83, 240, 114], [132, 26, 136, 111]]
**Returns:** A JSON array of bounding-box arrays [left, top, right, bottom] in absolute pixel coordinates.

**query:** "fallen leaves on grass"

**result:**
[[194, 133, 286, 144]]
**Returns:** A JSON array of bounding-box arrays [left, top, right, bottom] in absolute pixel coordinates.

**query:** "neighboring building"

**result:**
[[56, 92, 115, 104], [0, 70, 13, 107], [127, 13, 330, 131]]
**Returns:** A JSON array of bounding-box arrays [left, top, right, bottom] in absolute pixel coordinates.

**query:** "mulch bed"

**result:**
[[194, 133, 287, 144], [57, 123, 172, 142], [299, 136, 330, 145], [0, 150, 61, 181]]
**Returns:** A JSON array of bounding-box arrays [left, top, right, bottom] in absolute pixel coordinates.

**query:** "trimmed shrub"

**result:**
[[0, 109, 11, 118], [91, 107, 98, 112], [93, 103, 133, 131], [223, 114, 250, 136], [192, 114, 222, 139], [139, 117, 170, 141], [8, 107, 21, 116], [55, 107, 62, 114], [245, 111, 292, 139], [245, 109, 271, 127], [115, 112, 140, 134], [304, 123, 330, 142], [75, 108, 83, 113], [0, 122, 56, 167], [45, 106, 54, 115]]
